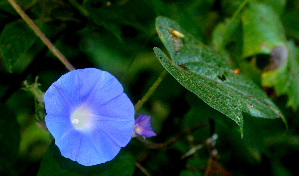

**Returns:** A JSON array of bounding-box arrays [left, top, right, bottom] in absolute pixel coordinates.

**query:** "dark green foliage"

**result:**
[[0, 20, 37, 73], [0, 0, 298, 175], [0, 103, 20, 175]]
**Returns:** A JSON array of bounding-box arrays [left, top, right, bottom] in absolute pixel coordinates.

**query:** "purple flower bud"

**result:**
[[44, 68, 134, 166], [133, 114, 156, 138]]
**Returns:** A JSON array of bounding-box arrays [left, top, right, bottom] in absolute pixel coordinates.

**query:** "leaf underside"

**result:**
[[154, 17, 286, 135]]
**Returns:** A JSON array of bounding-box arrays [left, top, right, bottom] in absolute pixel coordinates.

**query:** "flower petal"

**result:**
[[134, 114, 156, 138], [75, 132, 121, 166], [55, 129, 82, 162], [90, 131, 121, 162], [75, 68, 105, 103], [91, 94, 134, 120], [49, 70, 80, 112], [44, 85, 72, 116], [140, 129, 156, 137], [74, 135, 103, 166], [45, 115, 72, 140], [80, 71, 124, 108], [138, 115, 151, 127], [93, 119, 134, 147]]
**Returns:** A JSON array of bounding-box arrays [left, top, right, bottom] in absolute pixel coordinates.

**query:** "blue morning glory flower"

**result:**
[[133, 114, 156, 138], [44, 68, 134, 166]]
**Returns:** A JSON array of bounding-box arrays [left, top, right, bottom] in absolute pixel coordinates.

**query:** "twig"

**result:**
[[134, 70, 168, 113], [219, 0, 248, 50], [136, 120, 209, 149], [204, 134, 222, 176], [135, 162, 151, 176], [181, 134, 218, 159], [7, 0, 75, 71]]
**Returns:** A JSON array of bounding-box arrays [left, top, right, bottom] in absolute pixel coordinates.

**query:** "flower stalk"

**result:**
[[7, 0, 75, 71], [134, 70, 168, 113], [136, 120, 209, 149], [219, 0, 248, 50]]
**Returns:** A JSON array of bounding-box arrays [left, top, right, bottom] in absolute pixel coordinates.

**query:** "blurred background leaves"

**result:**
[[0, 0, 298, 175]]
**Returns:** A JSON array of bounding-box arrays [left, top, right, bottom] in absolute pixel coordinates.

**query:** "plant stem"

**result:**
[[136, 120, 209, 149], [134, 70, 168, 113], [7, 0, 75, 71], [69, 0, 90, 16], [135, 162, 151, 176], [219, 0, 248, 50]]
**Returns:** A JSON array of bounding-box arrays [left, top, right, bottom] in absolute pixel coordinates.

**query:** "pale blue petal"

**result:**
[[75, 68, 105, 103], [45, 114, 72, 140], [81, 71, 124, 109], [93, 118, 134, 147], [56, 129, 82, 162], [75, 133, 121, 166], [50, 70, 80, 112], [90, 130, 121, 162], [92, 94, 134, 120], [44, 85, 72, 116], [75, 136, 103, 166]]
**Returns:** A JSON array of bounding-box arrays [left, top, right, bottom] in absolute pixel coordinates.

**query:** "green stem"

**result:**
[[135, 162, 151, 176], [219, 0, 248, 50], [69, 0, 90, 16], [7, 0, 75, 71], [134, 70, 168, 113], [136, 120, 209, 149]]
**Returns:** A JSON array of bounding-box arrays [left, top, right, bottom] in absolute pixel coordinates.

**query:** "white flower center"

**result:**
[[72, 119, 80, 124], [71, 106, 92, 130]]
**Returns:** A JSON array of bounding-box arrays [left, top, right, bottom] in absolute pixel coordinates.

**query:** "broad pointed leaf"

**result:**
[[0, 20, 36, 73], [154, 17, 286, 135]]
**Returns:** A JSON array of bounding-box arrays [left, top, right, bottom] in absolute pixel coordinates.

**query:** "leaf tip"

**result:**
[[275, 110, 288, 130]]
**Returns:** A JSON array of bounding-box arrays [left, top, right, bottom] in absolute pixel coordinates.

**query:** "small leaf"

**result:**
[[241, 3, 285, 58], [154, 17, 286, 135], [38, 141, 135, 176], [0, 20, 36, 73], [262, 41, 299, 109]]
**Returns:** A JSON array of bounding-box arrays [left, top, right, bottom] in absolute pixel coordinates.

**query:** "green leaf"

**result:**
[[282, 7, 299, 41], [0, 0, 17, 15], [257, 0, 287, 15], [271, 160, 292, 176], [262, 41, 299, 109], [0, 20, 36, 73], [212, 17, 242, 53], [0, 103, 20, 173], [180, 169, 202, 176], [38, 142, 135, 176], [241, 3, 285, 58], [154, 16, 286, 135]]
